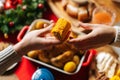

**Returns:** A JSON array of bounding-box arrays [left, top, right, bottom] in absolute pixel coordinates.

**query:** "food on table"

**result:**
[[89, 61, 109, 80], [73, 55, 80, 65], [26, 19, 85, 73], [116, 69, 120, 76], [92, 7, 115, 25], [96, 52, 118, 78], [27, 47, 82, 73], [62, 0, 94, 22], [51, 18, 71, 42], [77, 7, 89, 21], [35, 21, 45, 29], [0, 42, 10, 51], [64, 0, 81, 17], [92, 11, 112, 24], [89, 45, 120, 80], [110, 76, 120, 80], [26, 40, 83, 73], [48, 44, 71, 58], [38, 50, 50, 63], [51, 50, 75, 68], [27, 50, 40, 59], [30, 20, 50, 31], [69, 31, 78, 39], [96, 72, 109, 80], [110, 69, 120, 80], [63, 61, 76, 73], [66, 3, 78, 18], [60, 0, 117, 25]]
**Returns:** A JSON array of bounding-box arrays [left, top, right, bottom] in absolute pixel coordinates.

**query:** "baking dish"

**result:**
[[17, 19, 96, 75]]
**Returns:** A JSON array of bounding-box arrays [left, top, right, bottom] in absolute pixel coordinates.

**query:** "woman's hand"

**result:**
[[68, 22, 116, 50], [14, 23, 60, 55]]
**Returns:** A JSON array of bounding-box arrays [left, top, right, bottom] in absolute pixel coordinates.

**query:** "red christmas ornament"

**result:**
[[18, 0, 22, 4], [37, 3, 44, 9], [4, 0, 13, 10], [4, 0, 22, 10], [9, 21, 14, 27]]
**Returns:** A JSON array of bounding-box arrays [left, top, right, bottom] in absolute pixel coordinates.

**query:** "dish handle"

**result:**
[[17, 26, 29, 42], [82, 49, 96, 67]]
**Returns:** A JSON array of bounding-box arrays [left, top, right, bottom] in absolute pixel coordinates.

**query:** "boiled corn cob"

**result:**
[[51, 18, 71, 41], [110, 69, 120, 80]]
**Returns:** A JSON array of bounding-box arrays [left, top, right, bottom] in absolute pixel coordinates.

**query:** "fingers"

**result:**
[[68, 31, 97, 49], [37, 37, 61, 45], [50, 20, 54, 23], [41, 23, 55, 32], [68, 32, 94, 43], [36, 23, 55, 35], [78, 22, 97, 30]]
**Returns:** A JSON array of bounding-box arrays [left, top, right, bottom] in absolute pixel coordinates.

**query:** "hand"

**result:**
[[68, 22, 116, 50], [14, 23, 60, 55]]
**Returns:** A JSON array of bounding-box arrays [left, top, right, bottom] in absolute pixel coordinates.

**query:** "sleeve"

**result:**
[[111, 26, 120, 47], [112, 0, 120, 3], [0, 45, 22, 75]]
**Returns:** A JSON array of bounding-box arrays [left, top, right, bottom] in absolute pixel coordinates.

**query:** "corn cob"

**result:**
[[51, 18, 71, 41], [110, 69, 120, 80]]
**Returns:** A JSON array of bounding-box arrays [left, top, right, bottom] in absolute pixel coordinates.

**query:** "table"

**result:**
[[0, 73, 18, 80]]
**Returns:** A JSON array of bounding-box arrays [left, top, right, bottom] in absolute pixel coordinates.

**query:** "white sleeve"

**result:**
[[111, 26, 120, 47], [112, 0, 120, 3], [0, 45, 22, 75]]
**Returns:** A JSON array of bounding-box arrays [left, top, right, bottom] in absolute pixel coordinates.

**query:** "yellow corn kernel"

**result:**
[[116, 69, 120, 76], [51, 18, 71, 41], [110, 76, 120, 80], [110, 69, 120, 80]]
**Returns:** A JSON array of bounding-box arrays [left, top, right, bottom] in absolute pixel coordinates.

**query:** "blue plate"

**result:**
[[32, 68, 54, 80]]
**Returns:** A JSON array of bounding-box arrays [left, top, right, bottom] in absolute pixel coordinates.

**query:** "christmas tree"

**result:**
[[0, 0, 46, 38]]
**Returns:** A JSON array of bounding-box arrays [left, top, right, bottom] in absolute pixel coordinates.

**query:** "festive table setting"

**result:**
[[0, 0, 120, 80]]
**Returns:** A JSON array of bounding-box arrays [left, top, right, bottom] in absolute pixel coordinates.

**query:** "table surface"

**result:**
[[0, 74, 18, 80], [0, 69, 18, 80]]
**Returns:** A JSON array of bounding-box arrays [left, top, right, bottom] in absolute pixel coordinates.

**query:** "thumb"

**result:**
[[39, 23, 55, 33]]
